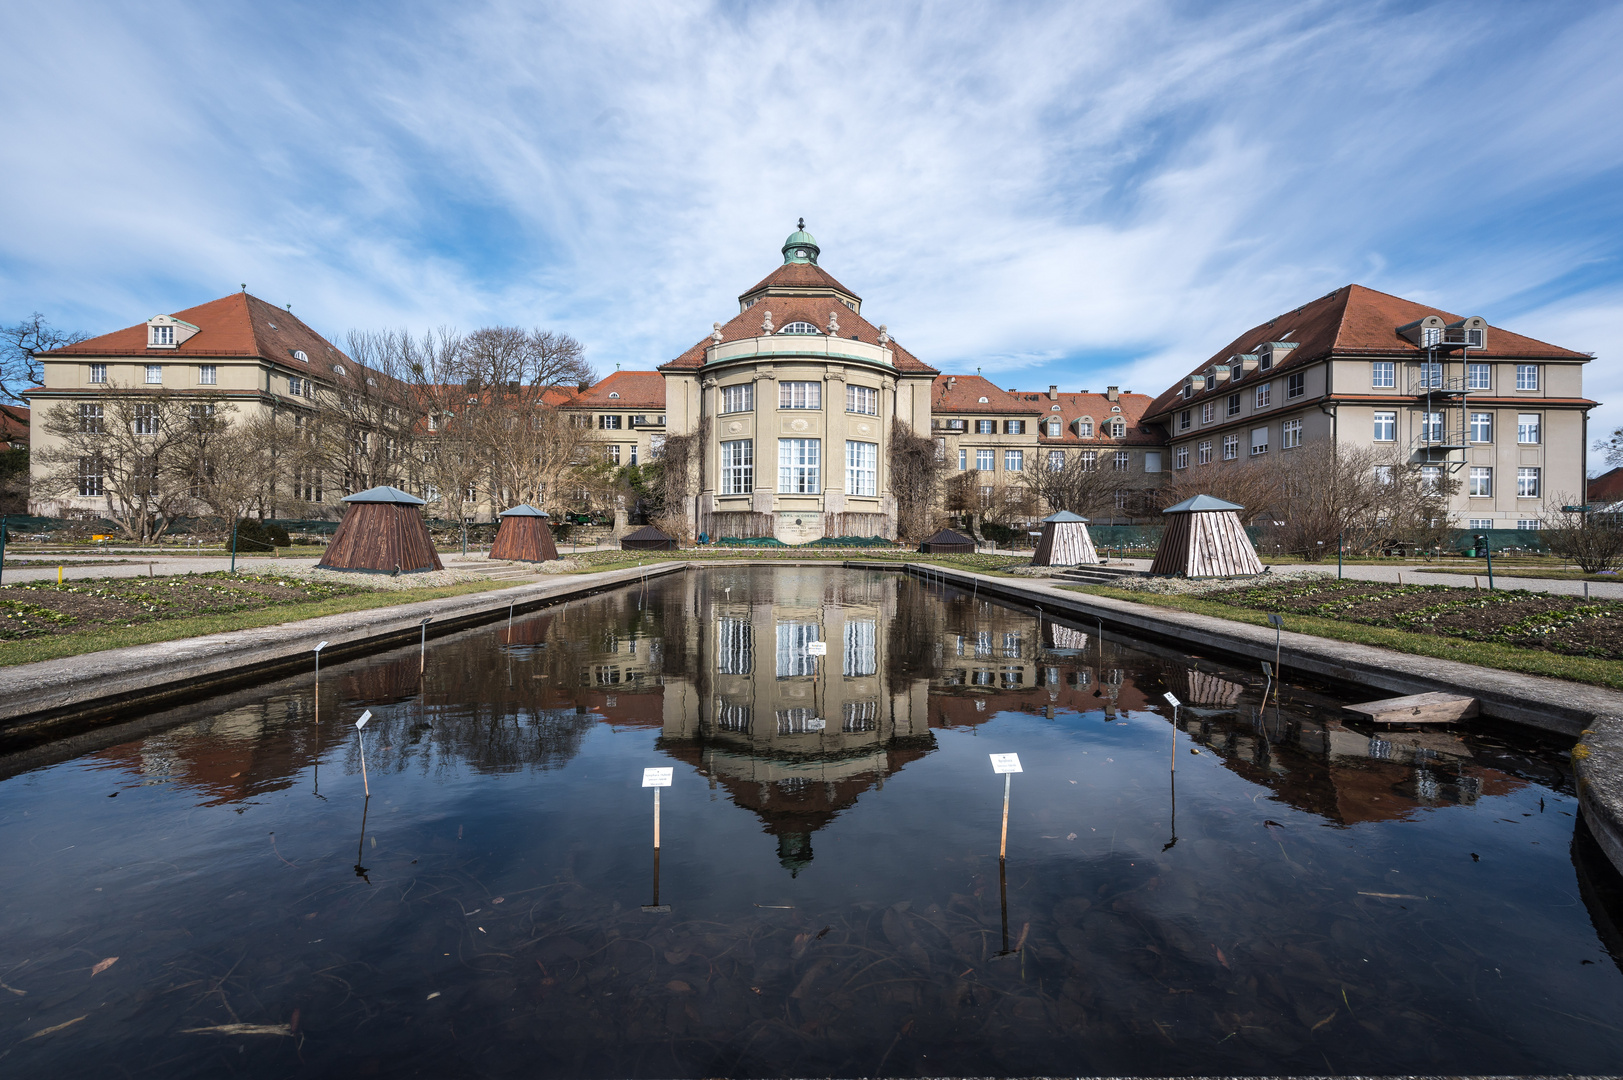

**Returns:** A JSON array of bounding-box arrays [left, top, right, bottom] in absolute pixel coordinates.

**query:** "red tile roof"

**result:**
[[0, 404, 27, 445], [1029, 390, 1162, 447], [739, 261, 860, 303], [1590, 467, 1623, 507], [662, 263, 935, 376], [1144, 284, 1592, 422], [563, 370, 666, 410], [930, 375, 1035, 414], [41, 292, 353, 380]]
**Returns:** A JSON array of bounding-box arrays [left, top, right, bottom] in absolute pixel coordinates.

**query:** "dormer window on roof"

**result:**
[[978, 396, 989, 403], [608, 392, 620, 398], [292, 349, 309, 362], [146, 314, 200, 350], [779, 321, 820, 335]]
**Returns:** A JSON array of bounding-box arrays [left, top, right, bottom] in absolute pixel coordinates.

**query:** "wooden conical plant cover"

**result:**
[[490, 505, 559, 562], [318, 485, 444, 574], [1031, 512, 1099, 566], [1149, 494, 1263, 578]]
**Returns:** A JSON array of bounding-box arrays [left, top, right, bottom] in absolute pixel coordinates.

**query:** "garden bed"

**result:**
[[0, 572, 371, 640], [1208, 577, 1623, 661]]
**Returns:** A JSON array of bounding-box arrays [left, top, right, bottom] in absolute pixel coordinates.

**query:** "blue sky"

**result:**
[[4, 1, 1622, 464]]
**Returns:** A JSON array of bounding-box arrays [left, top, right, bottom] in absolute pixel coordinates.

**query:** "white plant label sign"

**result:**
[[989, 753, 1022, 774], [806, 641, 828, 656], [1162, 692, 1181, 707], [642, 767, 673, 788], [355, 710, 372, 730]]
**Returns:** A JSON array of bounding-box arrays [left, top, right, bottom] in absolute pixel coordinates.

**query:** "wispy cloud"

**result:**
[[2, 0, 1620, 451]]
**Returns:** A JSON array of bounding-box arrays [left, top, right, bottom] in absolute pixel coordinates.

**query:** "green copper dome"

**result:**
[[781, 217, 819, 264]]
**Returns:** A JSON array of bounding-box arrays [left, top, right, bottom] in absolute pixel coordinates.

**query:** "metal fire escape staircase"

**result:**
[[1406, 335, 1476, 473]]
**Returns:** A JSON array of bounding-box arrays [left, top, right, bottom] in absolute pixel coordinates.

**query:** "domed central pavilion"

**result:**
[[658, 223, 939, 543]]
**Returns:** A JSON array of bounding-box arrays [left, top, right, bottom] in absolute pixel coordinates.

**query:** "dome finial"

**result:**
[[798, 216, 805, 230]]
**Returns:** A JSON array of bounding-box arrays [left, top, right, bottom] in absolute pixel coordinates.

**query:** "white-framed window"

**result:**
[[720, 439, 753, 494], [933, 436, 945, 461], [145, 364, 162, 384], [846, 440, 877, 496], [1470, 412, 1493, 442], [721, 383, 754, 413], [1005, 419, 1025, 435], [1516, 364, 1539, 390], [1517, 413, 1541, 444], [1421, 411, 1444, 442], [1227, 393, 1241, 417], [1079, 450, 1098, 470], [1143, 451, 1162, 473], [1047, 450, 1066, 471], [1222, 434, 1238, 460], [1076, 418, 1093, 437], [134, 402, 159, 435], [78, 402, 104, 432], [1373, 410, 1396, 441], [1045, 419, 1061, 437], [289, 376, 303, 397], [1250, 425, 1269, 455], [1467, 363, 1491, 390], [198, 364, 216, 385], [1516, 467, 1540, 497], [1114, 489, 1129, 509], [1004, 449, 1023, 472], [630, 443, 639, 465], [1201, 400, 1215, 424], [778, 438, 820, 492], [775, 622, 821, 678], [976, 448, 994, 471], [1110, 418, 1126, 437], [607, 444, 621, 464], [1468, 518, 1493, 530], [1174, 445, 1189, 469], [843, 619, 877, 677], [780, 381, 821, 409], [1178, 409, 1191, 431], [1114, 450, 1129, 470], [1469, 467, 1493, 497], [150, 324, 174, 347], [88, 363, 107, 383], [1422, 326, 1442, 347], [1197, 440, 1212, 465], [1373, 465, 1394, 485], [1282, 417, 1303, 449], [958, 448, 967, 470], [78, 455, 103, 496], [1517, 519, 1541, 531], [599, 414, 622, 429], [976, 419, 996, 434], [1421, 465, 1442, 492], [1255, 382, 1273, 408], [1371, 361, 1395, 388], [846, 385, 878, 415], [1419, 361, 1443, 389], [778, 321, 819, 335]]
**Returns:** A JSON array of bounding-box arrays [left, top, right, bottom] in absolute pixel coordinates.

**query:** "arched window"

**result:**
[[1075, 417, 1093, 437], [608, 392, 620, 398], [779, 321, 820, 335]]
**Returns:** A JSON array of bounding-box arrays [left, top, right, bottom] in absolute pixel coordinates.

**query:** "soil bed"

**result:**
[[0, 572, 370, 640], [1211, 577, 1623, 661]]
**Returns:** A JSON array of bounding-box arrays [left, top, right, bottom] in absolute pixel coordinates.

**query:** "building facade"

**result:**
[[1142, 285, 1596, 529]]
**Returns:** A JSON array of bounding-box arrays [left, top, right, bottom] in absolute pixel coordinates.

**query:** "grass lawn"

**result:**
[[0, 577, 506, 667], [1063, 583, 1623, 691]]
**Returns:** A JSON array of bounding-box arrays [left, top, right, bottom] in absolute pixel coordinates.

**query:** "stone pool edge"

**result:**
[[0, 561, 687, 743], [872, 562, 1623, 884]]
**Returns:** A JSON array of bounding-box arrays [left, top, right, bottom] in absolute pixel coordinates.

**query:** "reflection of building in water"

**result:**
[[659, 567, 935, 874]]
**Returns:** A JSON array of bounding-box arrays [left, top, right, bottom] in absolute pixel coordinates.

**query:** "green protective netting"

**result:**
[[716, 536, 788, 547], [801, 535, 896, 548]]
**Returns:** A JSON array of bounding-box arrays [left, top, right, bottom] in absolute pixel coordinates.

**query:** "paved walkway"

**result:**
[[1093, 556, 1623, 600]]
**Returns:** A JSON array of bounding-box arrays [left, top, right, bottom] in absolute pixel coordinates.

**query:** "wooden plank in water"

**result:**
[[1343, 692, 1478, 725]]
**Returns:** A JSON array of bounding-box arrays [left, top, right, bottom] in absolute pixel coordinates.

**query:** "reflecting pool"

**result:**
[[1, 566, 1620, 1077]]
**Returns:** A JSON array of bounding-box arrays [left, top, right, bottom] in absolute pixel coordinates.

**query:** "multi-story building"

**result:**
[[1142, 285, 1596, 529], [554, 370, 667, 469]]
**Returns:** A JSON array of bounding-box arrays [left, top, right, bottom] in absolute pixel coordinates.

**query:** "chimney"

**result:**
[[1047, 385, 1058, 400], [947, 376, 956, 390], [1106, 385, 1119, 402]]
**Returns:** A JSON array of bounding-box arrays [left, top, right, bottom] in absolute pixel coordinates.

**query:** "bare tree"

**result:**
[[1157, 457, 1283, 524], [1542, 498, 1623, 574], [2, 313, 87, 404], [34, 386, 224, 540], [316, 331, 421, 496], [888, 422, 946, 542], [1023, 451, 1122, 520]]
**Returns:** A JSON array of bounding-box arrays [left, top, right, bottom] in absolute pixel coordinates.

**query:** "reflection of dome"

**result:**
[[777, 831, 814, 876]]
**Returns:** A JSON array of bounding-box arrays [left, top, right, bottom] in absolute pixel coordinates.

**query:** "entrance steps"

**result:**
[[1056, 564, 1149, 586]]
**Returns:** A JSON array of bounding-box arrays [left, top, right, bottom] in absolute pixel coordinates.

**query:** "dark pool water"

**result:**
[[1, 566, 1620, 1077]]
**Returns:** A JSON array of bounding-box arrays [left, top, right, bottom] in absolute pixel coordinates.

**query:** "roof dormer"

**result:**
[[1445, 316, 1488, 349], [147, 314, 200, 350], [1397, 314, 1447, 347]]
